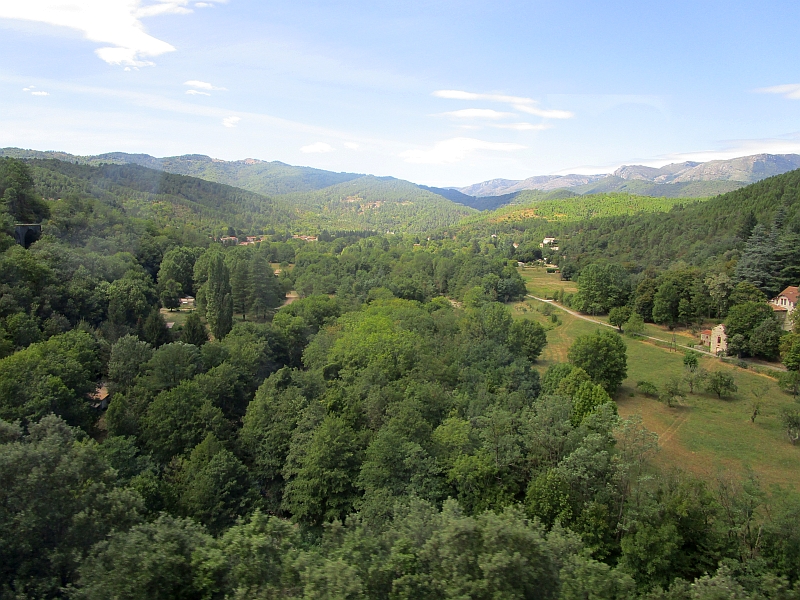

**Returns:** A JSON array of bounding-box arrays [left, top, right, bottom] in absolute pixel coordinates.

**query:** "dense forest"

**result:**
[[2, 156, 800, 599], [277, 175, 476, 233]]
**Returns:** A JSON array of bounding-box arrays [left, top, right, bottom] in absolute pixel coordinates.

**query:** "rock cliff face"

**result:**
[[613, 154, 800, 183], [458, 153, 800, 197], [458, 174, 606, 196]]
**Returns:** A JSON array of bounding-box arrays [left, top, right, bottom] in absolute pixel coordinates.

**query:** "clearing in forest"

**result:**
[[514, 267, 800, 492]]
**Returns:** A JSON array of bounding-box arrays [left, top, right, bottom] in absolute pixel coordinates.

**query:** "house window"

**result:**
[[717, 337, 721, 344]]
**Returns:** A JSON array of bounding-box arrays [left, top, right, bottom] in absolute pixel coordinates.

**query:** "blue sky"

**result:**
[[1, 0, 800, 186]]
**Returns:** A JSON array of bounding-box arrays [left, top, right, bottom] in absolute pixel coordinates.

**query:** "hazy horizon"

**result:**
[[2, 1, 800, 186]]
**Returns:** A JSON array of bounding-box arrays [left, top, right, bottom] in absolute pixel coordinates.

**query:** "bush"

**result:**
[[636, 381, 659, 397], [705, 371, 737, 399]]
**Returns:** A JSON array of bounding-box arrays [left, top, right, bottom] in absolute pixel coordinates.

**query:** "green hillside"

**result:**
[[19, 157, 475, 236], [451, 168, 800, 273], [99, 153, 363, 196], [0, 148, 362, 196], [549, 168, 800, 268], [458, 192, 706, 228], [26, 159, 301, 235], [3, 155, 800, 598], [278, 175, 476, 232], [568, 175, 744, 197]]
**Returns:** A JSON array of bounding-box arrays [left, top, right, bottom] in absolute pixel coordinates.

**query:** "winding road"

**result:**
[[525, 294, 786, 372]]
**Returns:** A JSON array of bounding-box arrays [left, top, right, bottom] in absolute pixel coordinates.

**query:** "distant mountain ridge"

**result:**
[[0, 147, 499, 213], [1, 149, 475, 233], [611, 153, 800, 183], [5, 148, 799, 216], [458, 153, 800, 197], [0, 149, 362, 196], [458, 174, 606, 197]]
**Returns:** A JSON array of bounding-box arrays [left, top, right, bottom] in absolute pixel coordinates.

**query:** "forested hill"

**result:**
[[100, 153, 363, 196], [553, 167, 800, 269], [19, 157, 475, 235], [26, 159, 302, 234], [4, 155, 800, 598], [4, 149, 478, 232], [459, 170, 800, 269], [566, 176, 743, 198], [277, 175, 476, 232], [0, 148, 362, 196], [457, 191, 708, 231]]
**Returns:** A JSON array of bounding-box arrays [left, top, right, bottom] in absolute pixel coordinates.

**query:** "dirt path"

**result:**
[[525, 295, 786, 372], [279, 291, 299, 308]]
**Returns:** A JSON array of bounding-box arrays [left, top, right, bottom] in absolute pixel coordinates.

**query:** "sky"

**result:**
[[1, 0, 800, 187]]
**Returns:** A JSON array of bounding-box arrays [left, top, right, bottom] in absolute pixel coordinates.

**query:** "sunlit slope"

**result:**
[[26, 159, 301, 233], [280, 175, 477, 233]]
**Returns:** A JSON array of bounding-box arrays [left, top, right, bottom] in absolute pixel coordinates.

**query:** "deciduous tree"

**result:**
[[568, 329, 628, 393]]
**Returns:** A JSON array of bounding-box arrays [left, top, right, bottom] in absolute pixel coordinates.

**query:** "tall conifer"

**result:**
[[204, 254, 233, 339]]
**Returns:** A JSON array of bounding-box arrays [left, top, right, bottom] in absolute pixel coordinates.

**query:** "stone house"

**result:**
[[710, 324, 727, 355], [770, 286, 798, 331]]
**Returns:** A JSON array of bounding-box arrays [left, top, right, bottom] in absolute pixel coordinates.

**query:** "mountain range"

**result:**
[[455, 153, 800, 199], [2, 150, 474, 234], [3, 148, 800, 215]]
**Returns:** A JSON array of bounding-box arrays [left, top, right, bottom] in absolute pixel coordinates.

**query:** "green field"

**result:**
[[514, 268, 800, 492]]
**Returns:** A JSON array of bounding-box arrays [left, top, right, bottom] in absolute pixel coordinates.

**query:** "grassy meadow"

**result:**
[[514, 266, 800, 492]]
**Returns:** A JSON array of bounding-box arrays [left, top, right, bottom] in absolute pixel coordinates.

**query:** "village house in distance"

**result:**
[[699, 284, 798, 355], [770, 285, 798, 330]]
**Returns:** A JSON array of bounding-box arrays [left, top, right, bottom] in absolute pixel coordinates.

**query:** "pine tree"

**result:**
[[229, 257, 251, 321], [736, 211, 757, 240], [734, 224, 778, 296], [142, 308, 171, 348], [181, 311, 208, 347], [249, 253, 283, 320], [203, 254, 233, 340]]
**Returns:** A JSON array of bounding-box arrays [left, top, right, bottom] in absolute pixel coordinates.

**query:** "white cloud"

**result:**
[[494, 122, 550, 131], [301, 142, 334, 153], [194, 2, 214, 6], [755, 83, 800, 100], [22, 87, 49, 96], [440, 108, 515, 120], [433, 90, 532, 104], [344, 142, 360, 149], [222, 116, 240, 128], [186, 89, 210, 96], [433, 89, 574, 120], [184, 80, 227, 91], [513, 104, 573, 119], [401, 137, 525, 164], [0, 1, 225, 66]]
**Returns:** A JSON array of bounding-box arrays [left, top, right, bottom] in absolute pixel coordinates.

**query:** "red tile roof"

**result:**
[[779, 286, 799, 304], [701, 330, 712, 335]]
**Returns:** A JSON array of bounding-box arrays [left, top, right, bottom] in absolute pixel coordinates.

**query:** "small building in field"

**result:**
[[539, 237, 557, 248], [710, 324, 727, 355], [700, 329, 712, 346], [770, 286, 798, 330]]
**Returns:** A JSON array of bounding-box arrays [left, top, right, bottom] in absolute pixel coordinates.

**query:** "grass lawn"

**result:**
[[519, 266, 708, 347], [159, 307, 196, 328], [518, 266, 577, 299], [512, 294, 800, 493]]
